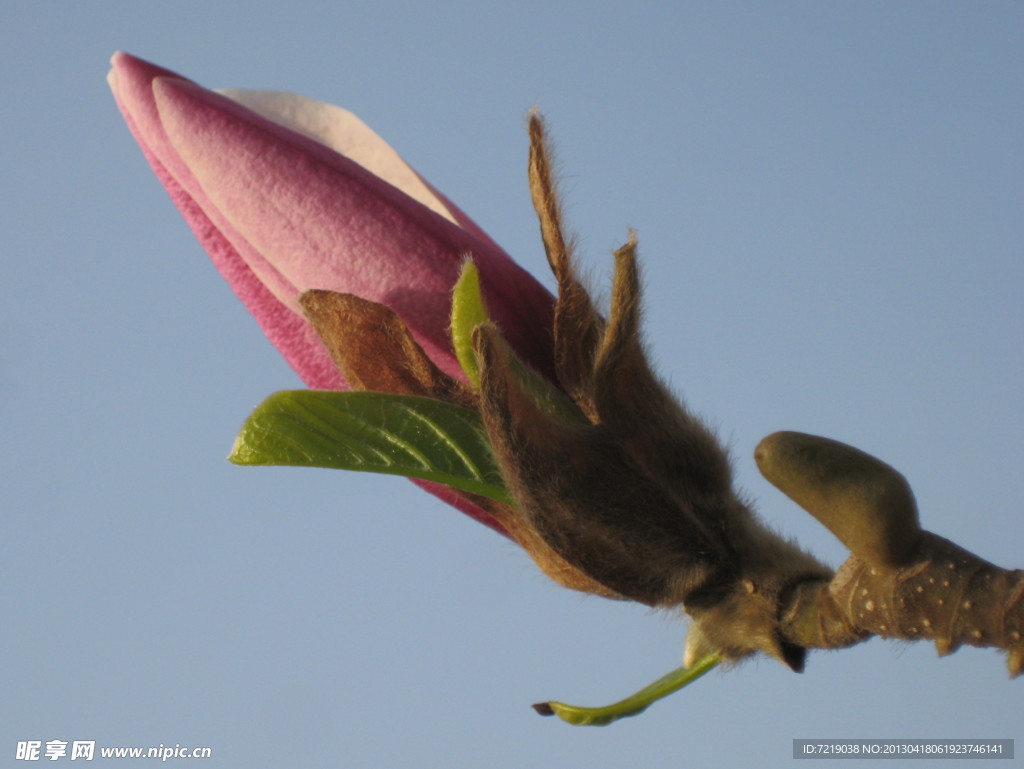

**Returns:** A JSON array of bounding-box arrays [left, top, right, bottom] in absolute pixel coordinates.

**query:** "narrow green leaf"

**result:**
[[532, 651, 721, 726], [229, 390, 514, 506], [450, 260, 489, 389]]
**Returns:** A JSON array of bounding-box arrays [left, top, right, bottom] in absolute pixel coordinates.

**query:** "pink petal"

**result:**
[[110, 53, 344, 389], [215, 90, 463, 227], [109, 52, 556, 386]]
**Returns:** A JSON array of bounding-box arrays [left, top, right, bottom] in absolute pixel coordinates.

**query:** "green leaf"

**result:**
[[450, 260, 489, 389], [532, 650, 721, 726], [229, 390, 514, 506]]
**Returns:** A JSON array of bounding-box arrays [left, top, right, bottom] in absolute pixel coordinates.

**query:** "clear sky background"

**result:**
[[2, 2, 1021, 767]]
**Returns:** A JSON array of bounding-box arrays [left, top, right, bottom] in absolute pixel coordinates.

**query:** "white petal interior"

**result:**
[[219, 89, 457, 225]]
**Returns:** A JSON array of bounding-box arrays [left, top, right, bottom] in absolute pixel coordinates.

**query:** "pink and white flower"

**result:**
[[108, 51, 556, 532]]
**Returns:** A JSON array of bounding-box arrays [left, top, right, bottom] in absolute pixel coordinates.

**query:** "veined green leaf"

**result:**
[[229, 390, 514, 506]]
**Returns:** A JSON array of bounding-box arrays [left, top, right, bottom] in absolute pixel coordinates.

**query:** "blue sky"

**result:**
[[2, 2, 1021, 767]]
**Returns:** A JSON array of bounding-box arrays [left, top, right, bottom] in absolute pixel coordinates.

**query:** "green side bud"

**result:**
[[755, 431, 922, 568]]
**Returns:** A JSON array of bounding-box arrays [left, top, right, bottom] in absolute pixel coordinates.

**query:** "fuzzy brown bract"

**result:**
[[471, 116, 832, 670]]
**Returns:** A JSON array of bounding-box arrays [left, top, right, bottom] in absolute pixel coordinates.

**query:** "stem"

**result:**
[[532, 651, 721, 726], [778, 533, 1024, 677]]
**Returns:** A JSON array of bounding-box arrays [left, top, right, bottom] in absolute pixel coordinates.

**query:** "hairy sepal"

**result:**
[[475, 321, 724, 606], [481, 125, 834, 665], [300, 289, 476, 409]]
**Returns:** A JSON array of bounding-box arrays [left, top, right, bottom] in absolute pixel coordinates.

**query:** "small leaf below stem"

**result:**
[[532, 650, 721, 726], [229, 390, 514, 506]]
